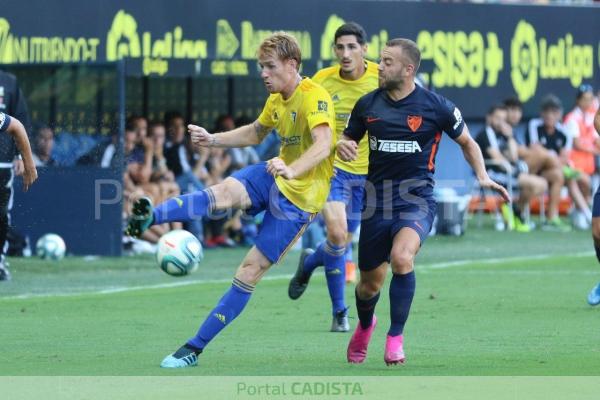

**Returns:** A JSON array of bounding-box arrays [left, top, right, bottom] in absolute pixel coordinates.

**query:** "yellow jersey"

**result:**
[[312, 60, 379, 175], [257, 77, 336, 213]]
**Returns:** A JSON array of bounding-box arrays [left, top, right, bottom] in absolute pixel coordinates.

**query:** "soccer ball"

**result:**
[[156, 230, 203, 277], [36, 233, 66, 260]]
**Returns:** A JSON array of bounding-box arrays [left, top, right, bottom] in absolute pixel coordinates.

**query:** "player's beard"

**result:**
[[379, 74, 403, 91]]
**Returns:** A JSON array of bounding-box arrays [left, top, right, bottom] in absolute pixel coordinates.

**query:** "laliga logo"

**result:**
[[510, 21, 538, 103], [511, 20, 594, 102]]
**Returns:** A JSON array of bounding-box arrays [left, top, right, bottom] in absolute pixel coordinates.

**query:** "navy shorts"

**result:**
[[231, 162, 315, 264], [358, 200, 436, 271], [593, 186, 600, 218], [327, 167, 367, 234]]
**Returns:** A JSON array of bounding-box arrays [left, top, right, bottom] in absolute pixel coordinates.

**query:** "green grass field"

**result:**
[[1, 225, 599, 377]]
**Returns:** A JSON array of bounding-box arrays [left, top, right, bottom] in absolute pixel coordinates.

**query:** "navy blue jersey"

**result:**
[[0, 112, 11, 133], [344, 85, 464, 209]]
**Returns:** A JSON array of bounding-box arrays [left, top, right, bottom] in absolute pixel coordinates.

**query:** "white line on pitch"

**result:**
[[1, 251, 594, 301]]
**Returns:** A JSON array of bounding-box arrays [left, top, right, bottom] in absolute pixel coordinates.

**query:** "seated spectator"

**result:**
[[227, 115, 260, 172], [147, 121, 180, 204], [528, 95, 582, 230], [475, 104, 547, 232], [564, 84, 599, 205], [163, 111, 207, 242], [505, 97, 565, 230], [164, 111, 208, 193], [123, 121, 181, 244], [32, 124, 58, 167]]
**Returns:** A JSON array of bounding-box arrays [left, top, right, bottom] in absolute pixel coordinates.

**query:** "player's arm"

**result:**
[[454, 126, 510, 202], [2, 115, 37, 191], [187, 120, 272, 149], [595, 108, 600, 135], [267, 123, 332, 179], [337, 99, 367, 161]]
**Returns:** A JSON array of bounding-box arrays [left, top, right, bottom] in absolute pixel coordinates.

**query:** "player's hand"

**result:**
[[188, 124, 214, 147], [267, 157, 295, 180], [22, 161, 38, 192], [13, 159, 24, 176], [479, 177, 511, 203], [336, 139, 358, 161]]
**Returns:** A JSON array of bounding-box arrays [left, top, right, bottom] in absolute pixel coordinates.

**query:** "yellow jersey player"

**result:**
[[126, 32, 336, 368], [288, 22, 378, 332]]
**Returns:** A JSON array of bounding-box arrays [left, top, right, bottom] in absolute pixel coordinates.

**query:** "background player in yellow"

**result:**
[[125, 32, 336, 368], [288, 22, 378, 332]]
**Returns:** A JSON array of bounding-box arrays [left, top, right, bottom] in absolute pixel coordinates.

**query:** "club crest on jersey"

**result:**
[[290, 111, 297, 123], [407, 115, 422, 132], [317, 100, 328, 112]]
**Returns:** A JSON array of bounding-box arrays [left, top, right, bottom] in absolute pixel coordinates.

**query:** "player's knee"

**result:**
[[357, 279, 382, 298], [327, 224, 347, 246], [235, 260, 269, 286], [390, 251, 414, 274]]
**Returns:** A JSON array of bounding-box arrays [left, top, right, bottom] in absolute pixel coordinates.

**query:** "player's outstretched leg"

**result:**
[[125, 196, 154, 237], [126, 188, 217, 237], [161, 246, 270, 368], [347, 289, 380, 363], [288, 248, 316, 299], [161, 278, 255, 368]]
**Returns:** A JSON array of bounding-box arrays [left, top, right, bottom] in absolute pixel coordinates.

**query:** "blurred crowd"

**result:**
[[108, 113, 280, 252], [475, 84, 600, 232], [28, 83, 600, 249]]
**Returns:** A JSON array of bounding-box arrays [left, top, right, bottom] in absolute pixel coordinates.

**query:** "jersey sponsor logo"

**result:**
[[452, 107, 463, 130], [407, 115, 423, 132], [366, 116, 381, 124], [280, 135, 301, 146], [317, 100, 329, 112], [376, 139, 422, 153], [174, 197, 183, 207]]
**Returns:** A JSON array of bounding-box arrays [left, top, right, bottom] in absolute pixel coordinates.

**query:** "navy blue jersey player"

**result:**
[[337, 38, 509, 365]]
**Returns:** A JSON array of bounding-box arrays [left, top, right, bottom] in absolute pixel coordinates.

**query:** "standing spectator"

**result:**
[[0, 70, 31, 280], [564, 84, 600, 204]]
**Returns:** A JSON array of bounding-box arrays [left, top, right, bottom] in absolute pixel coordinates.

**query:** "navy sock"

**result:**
[[303, 241, 325, 275], [388, 271, 416, 337], [356, 289, 380, 329], [323, 241, 347, 315], [153, 189, 215, 225], [187, 278, 253, 350], [595, 245, 600, 264]]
